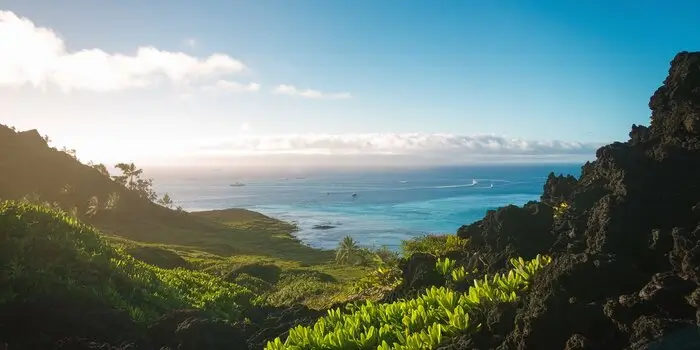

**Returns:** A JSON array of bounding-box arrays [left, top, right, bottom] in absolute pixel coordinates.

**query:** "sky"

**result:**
[[1, 0, 699, 168]]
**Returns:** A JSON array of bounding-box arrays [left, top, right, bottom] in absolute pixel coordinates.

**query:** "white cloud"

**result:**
[[203, 79, 260, 92], [273, 84, 352, 99], [196, 133, 601, 161], [240, 123, 251, 132], [0, 11, 246, 92]]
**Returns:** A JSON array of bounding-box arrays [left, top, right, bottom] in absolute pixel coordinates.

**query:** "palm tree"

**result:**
[[113, 163, 143, 188], [335, 235, 361, 265]]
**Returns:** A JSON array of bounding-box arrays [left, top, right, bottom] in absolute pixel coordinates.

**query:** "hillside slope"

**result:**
[[0, 126, 328, 260], [0, 201, 258, 349], [0, 125, 216, 243]]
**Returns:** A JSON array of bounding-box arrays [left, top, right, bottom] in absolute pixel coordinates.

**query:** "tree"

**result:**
[[135, 178, 157, 201], [158, 193, 174, 208], [335, 235, 362, 265], [88, 161, 110, 177], [112, 163, 157, 201], [61, 147, 77, 160], [113, 163, 143, 188]]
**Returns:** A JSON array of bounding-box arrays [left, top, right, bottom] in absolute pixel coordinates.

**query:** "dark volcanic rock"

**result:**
[[397, 52, 700, 349], [312, 224, 336, 230], [457, 202, 555, 267], [381, 253, 444, 302], [148, 309, 249, 350], [500, 52, 700, 349], [541, 172, 578, 206]]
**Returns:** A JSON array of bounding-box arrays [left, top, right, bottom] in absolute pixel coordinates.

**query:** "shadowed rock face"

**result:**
[[403, 51, 700, 349]]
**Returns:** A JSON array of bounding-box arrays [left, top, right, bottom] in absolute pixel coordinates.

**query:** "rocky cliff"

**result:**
[[423, 51, 700, 349]]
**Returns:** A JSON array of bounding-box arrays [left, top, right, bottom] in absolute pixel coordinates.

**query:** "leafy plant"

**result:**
[[336, 235, 362, 265], [401, 234, 468, 258], [0, 201, 254, 324], [553, 201, 570, 219], [266, 255, 552, 349], [435, 258, 456, 276]]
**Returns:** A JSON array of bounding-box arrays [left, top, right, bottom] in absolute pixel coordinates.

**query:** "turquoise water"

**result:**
[[153, 164, 582, 250]]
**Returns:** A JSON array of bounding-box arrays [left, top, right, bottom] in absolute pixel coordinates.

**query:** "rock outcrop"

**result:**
[[415, 51, 700, 349]]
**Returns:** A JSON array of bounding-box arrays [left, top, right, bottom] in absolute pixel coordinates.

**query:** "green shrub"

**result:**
[[229, 262, 282, 283], [234, 273, 273, 295], [264, 271, 338, 307], [266, 254, 552, 349], [400, 234, 468, 258], [0, 201, 253, 324]]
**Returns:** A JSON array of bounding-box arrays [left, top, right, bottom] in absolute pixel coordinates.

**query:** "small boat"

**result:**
[[229, 182, 246, 187], [352, 192, 358, 198]]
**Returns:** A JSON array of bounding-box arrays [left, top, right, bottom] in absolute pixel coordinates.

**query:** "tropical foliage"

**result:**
[[336, 235, 362, 265], [0, 201, 253, 324], [553, 201, 570, 219], [112, 162, 158, 201], [266, 255, 552, 349], [351, 247, 403, 300], [400, 234, 469, 258]]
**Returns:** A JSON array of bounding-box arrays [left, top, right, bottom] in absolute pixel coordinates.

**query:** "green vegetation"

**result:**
[[2, 125, 555, 349], [349, 247, 402, 301], [336, 235, 362, 265], [106, 210, 373, 310], [266, 255, 552, 349], [553, 201, 570, 219], [400, 234, 469, 258], [112, 162, 158, 201], [0, 201, 253, 325]]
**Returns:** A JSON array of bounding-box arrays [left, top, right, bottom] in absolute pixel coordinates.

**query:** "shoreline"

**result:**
[[190, 206, 460, 252]]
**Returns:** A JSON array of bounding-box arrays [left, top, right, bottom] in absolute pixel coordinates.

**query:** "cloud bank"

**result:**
[[0, 11, 246, 92], [186, 133, 601, 167], [0, 11, 350, 97], [273, 84, 352, 99]]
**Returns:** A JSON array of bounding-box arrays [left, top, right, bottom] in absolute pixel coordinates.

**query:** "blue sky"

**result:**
[[1, 1, 699, 167]]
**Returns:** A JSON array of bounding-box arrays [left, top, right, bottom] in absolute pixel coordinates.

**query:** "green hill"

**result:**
[[0, 124, 368, 301]]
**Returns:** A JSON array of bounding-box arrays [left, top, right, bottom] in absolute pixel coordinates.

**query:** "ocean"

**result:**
[[151, 163, 583, 250]]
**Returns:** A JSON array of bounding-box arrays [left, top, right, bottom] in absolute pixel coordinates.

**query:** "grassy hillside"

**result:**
[[0, 198, 549, 349], [0, 124, 274, 253], [0, 124, 371, 309], [0, 201, 254, 324]]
